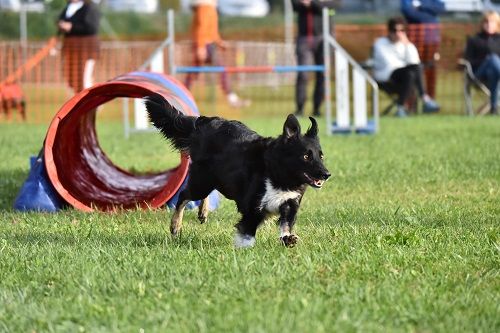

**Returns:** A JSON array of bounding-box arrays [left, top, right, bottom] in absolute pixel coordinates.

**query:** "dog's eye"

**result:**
[[320, 151, 324, 160], [303, 154, 310, 161]]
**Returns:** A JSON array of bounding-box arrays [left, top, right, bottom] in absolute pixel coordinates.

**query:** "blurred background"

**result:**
[[0, 0, 496, 123]]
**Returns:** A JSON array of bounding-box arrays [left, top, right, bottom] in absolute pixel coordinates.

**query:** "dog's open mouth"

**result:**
[[304, 173, 325, 188]]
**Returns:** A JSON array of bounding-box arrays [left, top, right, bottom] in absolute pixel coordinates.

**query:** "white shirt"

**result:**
[[372, 36, 421, 82], [65, 1, 84, 19]]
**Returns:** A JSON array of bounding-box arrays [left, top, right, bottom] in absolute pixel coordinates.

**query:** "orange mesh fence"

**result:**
[[0, 22, 480, 124], [0, 39, 161, 123]]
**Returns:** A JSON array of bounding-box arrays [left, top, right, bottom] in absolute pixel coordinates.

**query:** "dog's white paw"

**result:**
[[234, 233, 256, 248]]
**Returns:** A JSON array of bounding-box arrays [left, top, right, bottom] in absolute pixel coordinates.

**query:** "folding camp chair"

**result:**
[[458, 58, 492, 116]]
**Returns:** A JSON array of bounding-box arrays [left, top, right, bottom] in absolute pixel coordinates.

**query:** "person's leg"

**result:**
[[209, 43, 249, 108], [389, 66, 416, 105], [404, 64, 440, 112], [295, 37, 309, 115], [184, 45, 201, 90], [474, 54, 500, 113], [312, 37, 325, 116], [209, 43, 231, 95], [422, 43, 439, 98]]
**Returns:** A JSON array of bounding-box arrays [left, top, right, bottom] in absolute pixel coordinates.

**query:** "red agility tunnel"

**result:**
[[44, 72, 198, 212]]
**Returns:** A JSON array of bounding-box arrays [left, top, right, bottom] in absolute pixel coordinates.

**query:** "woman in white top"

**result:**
[[373, 17, 439, 117]]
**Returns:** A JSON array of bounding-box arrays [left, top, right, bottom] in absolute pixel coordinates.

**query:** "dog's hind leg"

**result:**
[[197, 197, 209, 224], [171, 192, 189, 236]]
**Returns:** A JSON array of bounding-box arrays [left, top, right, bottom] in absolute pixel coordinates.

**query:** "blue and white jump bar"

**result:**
[[175, 65, 325, 74]]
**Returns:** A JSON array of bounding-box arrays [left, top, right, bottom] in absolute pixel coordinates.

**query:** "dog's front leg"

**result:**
[[278, 200, 300, 247], [234, 212, 265, 248]]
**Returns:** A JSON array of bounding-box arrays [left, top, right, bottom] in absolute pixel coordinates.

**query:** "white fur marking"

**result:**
[[234, 233, 256, 248], [260, 179, 301, 213], [280, 225, 291, 238]]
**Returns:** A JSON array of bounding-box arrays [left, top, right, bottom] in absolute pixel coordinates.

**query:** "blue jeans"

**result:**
[[474, 54, 500, 110]]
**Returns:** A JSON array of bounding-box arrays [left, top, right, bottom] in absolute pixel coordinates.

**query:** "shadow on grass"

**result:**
[[5, 230, 231, 250]]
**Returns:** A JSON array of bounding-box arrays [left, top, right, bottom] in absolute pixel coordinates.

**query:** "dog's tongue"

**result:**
[[314, 179, 324, 187], [304, 173, 324, 188]]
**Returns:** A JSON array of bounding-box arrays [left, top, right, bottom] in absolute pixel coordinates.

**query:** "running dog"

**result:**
[[144, 94, 330, 248]]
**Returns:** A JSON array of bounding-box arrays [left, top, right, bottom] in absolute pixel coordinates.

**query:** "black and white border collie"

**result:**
[[144, 94, 330, 248]]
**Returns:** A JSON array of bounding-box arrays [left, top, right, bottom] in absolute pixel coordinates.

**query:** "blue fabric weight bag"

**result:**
[[13, 153, 66, 212]]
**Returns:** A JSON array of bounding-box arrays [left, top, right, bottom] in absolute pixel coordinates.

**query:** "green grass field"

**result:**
[[0, 115, 499, 332]]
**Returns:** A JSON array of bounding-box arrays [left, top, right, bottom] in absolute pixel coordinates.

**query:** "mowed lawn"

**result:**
[[0, 115, 498, 332]]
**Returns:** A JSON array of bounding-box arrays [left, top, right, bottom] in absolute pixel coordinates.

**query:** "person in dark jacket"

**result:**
[[58, 0, 100, 93], [292, 0, 340, 117], [465, 11, 500, 115], [401, 0, 445, 99]]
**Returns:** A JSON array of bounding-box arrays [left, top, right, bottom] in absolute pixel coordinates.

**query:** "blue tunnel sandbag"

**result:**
[[13, 155, 66, 212]]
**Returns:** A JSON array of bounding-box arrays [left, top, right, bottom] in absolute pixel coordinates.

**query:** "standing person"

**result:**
[[372, 17, 440, 117], [464, 11, 500, 115], [292, 0, 339, 117], [401, 0, 445, 99], [184, 0, 249, 108], [58, 0, 100, 93]]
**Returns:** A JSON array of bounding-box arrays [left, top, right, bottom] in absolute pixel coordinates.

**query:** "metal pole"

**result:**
[[20, 3, 28, 63], [168, 9, 176, 75], [284, 0, 293, 47], [323, 8, 332, 136], [123, 98, 130, 138]]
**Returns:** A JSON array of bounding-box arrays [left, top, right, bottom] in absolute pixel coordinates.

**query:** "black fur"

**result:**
[[144, 93, 330, 247]]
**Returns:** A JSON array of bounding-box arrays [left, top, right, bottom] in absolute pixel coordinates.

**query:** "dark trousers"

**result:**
[[295, 36, 324, 114], [420, 43, 439, 98], [378, 64, 425, 106]]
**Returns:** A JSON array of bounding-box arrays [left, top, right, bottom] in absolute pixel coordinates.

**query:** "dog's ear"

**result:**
[[305, 117, 318, 138], [283, 114, 301, 139]]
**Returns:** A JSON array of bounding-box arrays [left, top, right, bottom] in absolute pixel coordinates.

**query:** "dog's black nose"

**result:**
[[322, 172, 331, 180]]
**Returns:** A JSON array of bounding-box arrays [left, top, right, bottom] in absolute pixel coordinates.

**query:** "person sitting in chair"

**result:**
[[464, 11, 500, 115], [372, 16, 440, 117]]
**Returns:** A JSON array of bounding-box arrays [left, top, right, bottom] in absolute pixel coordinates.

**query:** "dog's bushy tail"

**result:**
[[144, 93, 196, 152]]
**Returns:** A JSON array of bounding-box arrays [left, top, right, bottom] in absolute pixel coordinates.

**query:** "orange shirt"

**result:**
[[192, 4, 221, 48]]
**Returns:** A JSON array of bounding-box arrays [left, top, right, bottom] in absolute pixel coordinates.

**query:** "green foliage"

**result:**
[[0, 115, 499, 332], [158, 0, 180, 11]]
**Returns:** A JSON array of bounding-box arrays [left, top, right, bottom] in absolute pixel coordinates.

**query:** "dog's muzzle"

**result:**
[[304, 171, 330, 188]]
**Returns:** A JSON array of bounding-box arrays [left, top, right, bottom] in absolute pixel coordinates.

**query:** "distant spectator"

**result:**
[[184, 0, 249, 108], [464, 11, 500, 115], [401, 0, 445, 99], [291, 0, 340, 117], [58, 0, 100, 93], [372, 17, 440, 117]]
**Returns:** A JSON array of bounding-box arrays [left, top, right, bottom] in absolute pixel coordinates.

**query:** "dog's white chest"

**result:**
[[259, 179, 301, 213]]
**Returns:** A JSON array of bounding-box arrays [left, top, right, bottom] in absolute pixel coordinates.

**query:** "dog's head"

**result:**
[[277, 114, 331, 189]]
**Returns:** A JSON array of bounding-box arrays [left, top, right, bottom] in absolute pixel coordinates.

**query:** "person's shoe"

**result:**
[[490, 108, 498, 115], [294, 109, 304, 117], [422, 98, 440, 113], [312, 109, 321, 117], [227, 93, 251, 108], [395, 105, 408, 117]]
